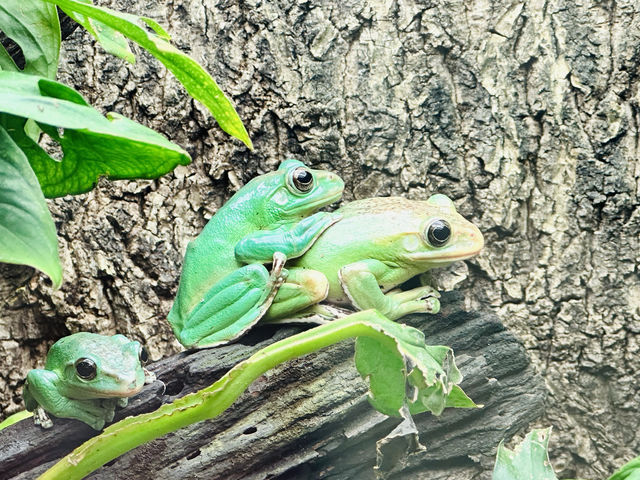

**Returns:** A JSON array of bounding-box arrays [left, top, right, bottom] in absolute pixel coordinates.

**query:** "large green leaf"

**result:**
[[609, 456, 640, 480], [493, 428, 558, 480], [0, 125, 61, 287], [0, 0, 61, 78], [355, 318, 476, 417], [0, 71, 190, 197], [45, 0, 252, 149]]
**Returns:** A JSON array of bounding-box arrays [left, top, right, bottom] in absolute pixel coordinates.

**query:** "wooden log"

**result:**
[[0, 292, 546, 479]]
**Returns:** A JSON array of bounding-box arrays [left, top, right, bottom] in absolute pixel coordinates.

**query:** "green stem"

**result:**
[[39, 310, 395, 480]]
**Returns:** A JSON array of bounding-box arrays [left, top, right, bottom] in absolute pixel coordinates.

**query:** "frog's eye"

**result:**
[[425, 219, 451, 247], [139, 347, 149, 365], [290, 167, 314, 193], [75, 358, 97, 380]]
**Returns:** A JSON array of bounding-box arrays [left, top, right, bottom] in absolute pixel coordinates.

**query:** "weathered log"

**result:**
[[0, 293, 545, 479]]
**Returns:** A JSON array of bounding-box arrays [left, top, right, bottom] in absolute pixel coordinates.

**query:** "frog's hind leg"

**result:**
[[262, 268, 331, 322], [176, 259, 287, 348]]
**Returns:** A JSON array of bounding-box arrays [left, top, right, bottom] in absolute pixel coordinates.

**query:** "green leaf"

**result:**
[[60, 0, 134, 64], [0, 410, 33, 431], [0, 71, 191, 197], [0, 124, 61, 287], [608, 456, 640, 480], [46, 0, 253, 149], [0, 0, 61, 78], [355, 317, 477, 417], [493, 428, 558, 480], [355, 336, 406, 415]]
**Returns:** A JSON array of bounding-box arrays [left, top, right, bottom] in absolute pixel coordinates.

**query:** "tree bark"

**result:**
[[0, 293, 545, 479], [0, 0, 639, 478]]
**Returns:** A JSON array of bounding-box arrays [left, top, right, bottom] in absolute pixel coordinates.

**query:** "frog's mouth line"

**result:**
[[406, 247, 483, 263], [83, 384, 145, 398], [282, 187, 344, 214]]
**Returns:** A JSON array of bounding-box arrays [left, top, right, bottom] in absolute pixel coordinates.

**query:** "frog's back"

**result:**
[[294, 197, 424, 268], [170, 175, 279, 322]]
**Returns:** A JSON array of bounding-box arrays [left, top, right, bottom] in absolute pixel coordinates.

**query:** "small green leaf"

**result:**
[[0, 124, 61, 287], [0, 0, 61, 78], [608, 456, 640, 480], [355, 318, 474, 417], [0, 71, 191, 197], [445, 385, 478, 408], [0, 410, 33, 431], [493, 428, 558, 480], [355, 336, 406, 416], [61, 0, 135, 64], [0, 44, 15, 72], [46, 0, 253, 149]]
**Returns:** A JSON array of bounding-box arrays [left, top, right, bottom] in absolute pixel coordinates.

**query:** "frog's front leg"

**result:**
[[235, 211, 341, 263], [339, 260, 440, 321], [175, 255, 287, 348], [24, 370, 114, 430]]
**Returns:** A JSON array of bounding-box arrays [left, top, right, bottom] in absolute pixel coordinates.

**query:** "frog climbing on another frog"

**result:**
[[168, 159, 344, 348], [263, 194, 484, 322], [23, 332, 155, 430]]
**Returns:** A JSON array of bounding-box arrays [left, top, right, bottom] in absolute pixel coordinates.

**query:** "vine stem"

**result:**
[[39, 310, 396, 480]]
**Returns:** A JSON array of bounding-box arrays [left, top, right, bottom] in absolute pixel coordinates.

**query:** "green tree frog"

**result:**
[[23, 332, 155, 430], [265, 194, 484, 321], [168, 159, 344, 348]]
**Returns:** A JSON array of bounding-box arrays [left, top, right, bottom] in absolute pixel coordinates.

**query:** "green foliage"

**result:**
[[59, 0, 134, 63], [0, 125, 62, 287], [0, 410, 33, 431], [46, 0, 253, 149], [493, 428, 558, 480], [0, 1, 60, 78], [355, 320, 476, 417], [0, 71, 190, 197], [609, 457, 640, 480], [493, 427, 640, 480], [40, 310, 474, 479], [0, 0, 251, 284]]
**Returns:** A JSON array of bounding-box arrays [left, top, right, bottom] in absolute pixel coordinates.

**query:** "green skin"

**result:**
[[266, 194, 484, 321], [168, 159, 344, 348], [23, 332, 154, 430]]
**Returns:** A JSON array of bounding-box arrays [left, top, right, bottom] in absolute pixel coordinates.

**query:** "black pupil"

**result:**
[[294, 169, 313, 189], [428, 220, 451, 246], [76, 359, 96, 379], [140, 347, 149, 363]]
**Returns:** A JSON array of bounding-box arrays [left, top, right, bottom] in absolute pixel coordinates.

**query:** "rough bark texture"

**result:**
[[0, 0, 639, 478], [0, 294, 546, 479]]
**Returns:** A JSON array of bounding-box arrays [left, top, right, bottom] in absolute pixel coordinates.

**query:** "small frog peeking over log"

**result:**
[[23, 332, 155, 430]]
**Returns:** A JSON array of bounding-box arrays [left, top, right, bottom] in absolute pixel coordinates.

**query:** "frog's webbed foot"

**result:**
[[267, 252, 288, 290], [99, 399, 120, 423], [386, 286, 441, 315], [143, 367, 157, 384], [33, 406, 53, 429]]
